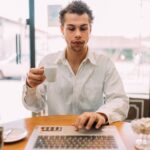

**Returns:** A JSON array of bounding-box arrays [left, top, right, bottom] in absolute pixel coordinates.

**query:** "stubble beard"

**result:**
[[71, 46, 83, 52], [70, 43, 86, 53]]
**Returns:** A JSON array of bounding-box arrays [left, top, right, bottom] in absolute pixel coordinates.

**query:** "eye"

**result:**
[[67, 27, 75, 31], [80, 27, 88, 31]]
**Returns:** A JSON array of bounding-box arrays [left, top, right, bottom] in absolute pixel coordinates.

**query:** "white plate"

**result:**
[[4, 128, 27, 143]]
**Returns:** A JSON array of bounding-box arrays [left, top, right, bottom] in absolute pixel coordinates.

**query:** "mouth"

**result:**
[[71, 41, 84, 45]]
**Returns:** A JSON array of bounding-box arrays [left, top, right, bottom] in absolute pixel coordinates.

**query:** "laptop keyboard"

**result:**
[[34, 135, 118, 149]]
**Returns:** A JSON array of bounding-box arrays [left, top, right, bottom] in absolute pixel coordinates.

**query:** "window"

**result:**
[[0, 0, 31, 123], [34, 0, 150, 98]]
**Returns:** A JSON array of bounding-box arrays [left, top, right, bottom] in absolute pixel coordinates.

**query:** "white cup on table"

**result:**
[[44, 65, 57, 82]]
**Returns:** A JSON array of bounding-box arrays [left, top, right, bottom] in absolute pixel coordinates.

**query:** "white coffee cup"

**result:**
[[44, 65, 57, 82]]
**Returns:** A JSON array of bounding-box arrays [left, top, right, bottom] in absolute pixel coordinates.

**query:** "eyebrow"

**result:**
[[67, 24, 88, 27]]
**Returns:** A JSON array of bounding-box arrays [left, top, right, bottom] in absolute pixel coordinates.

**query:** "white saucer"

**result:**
[[4, 128, 27, 143]]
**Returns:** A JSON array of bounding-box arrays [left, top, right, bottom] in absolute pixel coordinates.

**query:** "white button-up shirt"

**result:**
[[22, 50, 129, 124]]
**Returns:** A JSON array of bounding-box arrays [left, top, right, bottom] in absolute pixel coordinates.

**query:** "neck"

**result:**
[[66, 46, 88, 65], [65, 46, 88, 75]]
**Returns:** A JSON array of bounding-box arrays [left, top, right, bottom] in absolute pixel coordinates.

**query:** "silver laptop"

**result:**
[[24, 125, 127, 150]]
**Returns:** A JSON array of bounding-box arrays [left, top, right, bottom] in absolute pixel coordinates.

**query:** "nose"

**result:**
[[75, 29, 81, 38]]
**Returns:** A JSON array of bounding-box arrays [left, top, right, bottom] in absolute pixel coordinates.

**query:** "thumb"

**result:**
[[39, 66, 44, 69]]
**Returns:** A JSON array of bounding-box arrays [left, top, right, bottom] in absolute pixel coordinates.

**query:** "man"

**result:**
[[23, 0, 129, 130]]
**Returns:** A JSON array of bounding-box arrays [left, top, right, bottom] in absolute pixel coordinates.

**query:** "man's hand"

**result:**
[[74, 112, 107, 130], [26, 67, 45, 88]]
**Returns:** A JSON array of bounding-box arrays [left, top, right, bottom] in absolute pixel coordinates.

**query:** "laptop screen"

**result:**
[[25, 125, 126, 150]]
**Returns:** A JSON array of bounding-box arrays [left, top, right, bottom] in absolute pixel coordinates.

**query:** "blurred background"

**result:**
[[0, 0, 150, 123]]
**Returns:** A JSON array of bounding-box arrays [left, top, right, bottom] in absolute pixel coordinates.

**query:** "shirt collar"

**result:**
[[54, 48, 97, 66], [85, 50, 97, 65], [54, 50, 66, 64]]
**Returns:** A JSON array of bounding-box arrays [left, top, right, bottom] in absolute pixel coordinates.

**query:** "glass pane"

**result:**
[[0, 0, 31, 123], [34, 0, 150, 98]]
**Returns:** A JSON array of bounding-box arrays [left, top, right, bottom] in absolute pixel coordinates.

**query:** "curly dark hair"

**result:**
[[59, 0, 94, 25]]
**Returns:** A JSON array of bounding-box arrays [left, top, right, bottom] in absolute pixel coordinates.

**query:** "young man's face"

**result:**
[[61, 13, 91, 53]]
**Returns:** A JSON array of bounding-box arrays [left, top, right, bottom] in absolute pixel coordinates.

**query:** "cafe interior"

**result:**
[[0, 0, 150, 150]]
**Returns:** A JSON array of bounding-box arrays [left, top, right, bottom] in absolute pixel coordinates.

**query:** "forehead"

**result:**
[[63, 13, 90, 26]]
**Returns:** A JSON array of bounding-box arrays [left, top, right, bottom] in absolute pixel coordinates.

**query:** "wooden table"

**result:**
[[3, 115, 137, 150]]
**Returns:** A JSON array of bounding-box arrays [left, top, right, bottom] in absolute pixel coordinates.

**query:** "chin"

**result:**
[[71, 46, 84, 52], [72, 48, 83, 52]]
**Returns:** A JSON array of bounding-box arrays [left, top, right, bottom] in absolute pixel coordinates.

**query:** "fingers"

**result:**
[[30, 67, 44, 74], [28, 73, 44, 81], [26, 67, 45, 88], [74, 113, 89, 130], [85, 114, 96, 130], [95, 115, 105, 129], [74, 112, 106, 131], [95, 119, 104, 129]]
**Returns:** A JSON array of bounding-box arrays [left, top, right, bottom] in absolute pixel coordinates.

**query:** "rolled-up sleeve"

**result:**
[[22, 84, 46, 113], [96, 59, 129, 124]]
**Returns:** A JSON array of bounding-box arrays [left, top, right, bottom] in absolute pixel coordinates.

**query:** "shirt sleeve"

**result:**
[[22, 83, 47, 113], [96, 58, 129, 124]]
